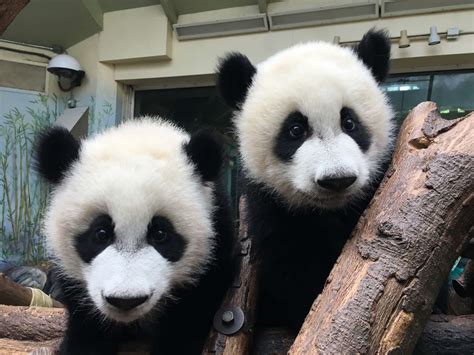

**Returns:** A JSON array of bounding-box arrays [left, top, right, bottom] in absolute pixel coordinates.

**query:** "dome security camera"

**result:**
[[47, 54, 85, 92]]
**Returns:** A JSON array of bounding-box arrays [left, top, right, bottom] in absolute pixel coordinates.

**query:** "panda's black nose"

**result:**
[[317, 175, 357, 192], [105, 295, 149, 311]]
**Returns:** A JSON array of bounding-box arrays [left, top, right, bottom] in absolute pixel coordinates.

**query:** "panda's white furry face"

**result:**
[[234, 42, 394, 209], [43, 119, 216, 323]]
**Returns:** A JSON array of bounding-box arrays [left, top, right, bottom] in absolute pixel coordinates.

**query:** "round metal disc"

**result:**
[[213, 306, 245, 335]]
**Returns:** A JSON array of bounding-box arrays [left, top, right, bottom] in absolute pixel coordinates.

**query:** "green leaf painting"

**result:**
[[0, 92, 115, 263]]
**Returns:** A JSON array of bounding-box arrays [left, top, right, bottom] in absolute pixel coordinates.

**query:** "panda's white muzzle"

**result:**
[[84, 245, 172, 322]]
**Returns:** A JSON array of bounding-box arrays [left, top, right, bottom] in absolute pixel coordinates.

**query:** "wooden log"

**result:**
[[0, 274, 63, 308], [0, 0, 29, 35], [0, 306, 65, 341], [203, 197, 260, 354], [250, 314, 474, 355], [253, 327, 294, 355], [0, 339, 60, 355], [290, 102, 474, 354], [414, 314, 474, 354]]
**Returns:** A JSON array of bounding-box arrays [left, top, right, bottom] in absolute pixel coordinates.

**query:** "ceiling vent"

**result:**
[[381, 0, 474, 17], [174, 14, 268, 40], [268, 2, 378, 30]]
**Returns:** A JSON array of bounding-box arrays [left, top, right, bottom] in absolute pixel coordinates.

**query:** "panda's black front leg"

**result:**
[[59, 312, 119, 355]]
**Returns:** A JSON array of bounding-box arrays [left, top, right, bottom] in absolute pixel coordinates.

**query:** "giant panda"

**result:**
[[216, 29, 394, 330], [35, 119, 236, 354]]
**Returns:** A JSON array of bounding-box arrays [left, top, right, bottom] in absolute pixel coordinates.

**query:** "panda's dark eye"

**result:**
[[94, 228, 110, 244], [289, 123, 306, 139], [152, 229, 169, 244], [342, 117, 356, 132]]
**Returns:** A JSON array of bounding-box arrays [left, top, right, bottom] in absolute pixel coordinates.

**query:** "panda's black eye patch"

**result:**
[[75, 214, 115, 263], [274, 111, 311, 162], [147, 216, 187, 262], [340, 107, 371, 152]]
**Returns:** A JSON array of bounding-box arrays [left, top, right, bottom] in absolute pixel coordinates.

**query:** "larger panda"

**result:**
[[217, 29, 394, 330], [36, 119, 235, 354]]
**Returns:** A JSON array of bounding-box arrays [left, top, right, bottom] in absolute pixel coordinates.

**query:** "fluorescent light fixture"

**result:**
[[174, 14, 268, 40], [268, 2, 377, 30], [428, 26, 441, 45], [398, 30, 410, 48], [382, 0, 474, 17]]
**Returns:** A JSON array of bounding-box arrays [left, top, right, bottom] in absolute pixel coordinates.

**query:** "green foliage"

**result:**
[[88, 96, 114, 134], [0, 94, 58, 262], [0, 93, 115, 263]]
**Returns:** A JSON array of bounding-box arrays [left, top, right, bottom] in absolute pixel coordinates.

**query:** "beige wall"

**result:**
[[67, 34, 116, 108], [61, 4, 474, 117], [112, 6, 474, 88], [99, 5, 171, 63]]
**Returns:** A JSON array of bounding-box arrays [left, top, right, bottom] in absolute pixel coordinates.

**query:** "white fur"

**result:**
[[43, 118, 216, 322], [235, 42, 394, 208], [86, 246, 172, 322]]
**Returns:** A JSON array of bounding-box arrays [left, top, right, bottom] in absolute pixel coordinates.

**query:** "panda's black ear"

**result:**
[[355, 28, 391, 83], [185, 130, 223, 182], [34, 126, 80, 185], [216, 52, 256, 109]]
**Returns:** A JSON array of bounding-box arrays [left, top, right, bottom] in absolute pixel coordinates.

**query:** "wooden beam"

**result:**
[[0, 306, 65, 342], [161, 0, 178, 25], [415, 314, 474, 354], [202, 197, 260, 354], [258, 0, 267, 13], [289, 102, 474, 354], [0, 0, 29, 35], [0, 274, 63, 308]]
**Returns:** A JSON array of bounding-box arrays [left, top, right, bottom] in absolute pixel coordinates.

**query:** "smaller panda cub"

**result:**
[[36, 119, 235, 355]]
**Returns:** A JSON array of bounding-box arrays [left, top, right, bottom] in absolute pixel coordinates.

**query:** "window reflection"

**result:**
[[383, 71, 473, 122]]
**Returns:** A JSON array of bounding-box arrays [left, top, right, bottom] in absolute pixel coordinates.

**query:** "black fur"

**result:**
[[340, 107, 372, 152], [244, 171, 385, 330], [355, 28, 391, 83], [52, 181, 236, 355], [225, 29, 393, 331], [185, 130, 223, 181], [274, 111, 311, 162], [75, 215, 115, 264], [216, 52, 256, 109], [34, 126, 80, 184], [147, 216, 187, 262]]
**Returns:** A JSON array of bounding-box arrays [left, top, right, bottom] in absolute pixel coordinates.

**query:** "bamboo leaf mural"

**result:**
[[0, 94, 56, 263], [0, 92, 115, 263]]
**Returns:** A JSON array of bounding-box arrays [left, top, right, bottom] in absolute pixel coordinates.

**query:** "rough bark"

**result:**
[[203, 197, 259, 354], [0, 274, 63, 308], [252, 327, 294, 355], [0, 339, 60, 355], [0, 0, 29, 35], [414, 314, 474, 354], [290, 102, 474, 354], [0, 306, 65, 341]]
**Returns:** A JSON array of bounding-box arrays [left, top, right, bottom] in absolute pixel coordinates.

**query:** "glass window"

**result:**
[[431, 72, 474, 119], [383, 71, 474, 123], [383, 75, 430, 123], [134, 87, 240, 216]]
